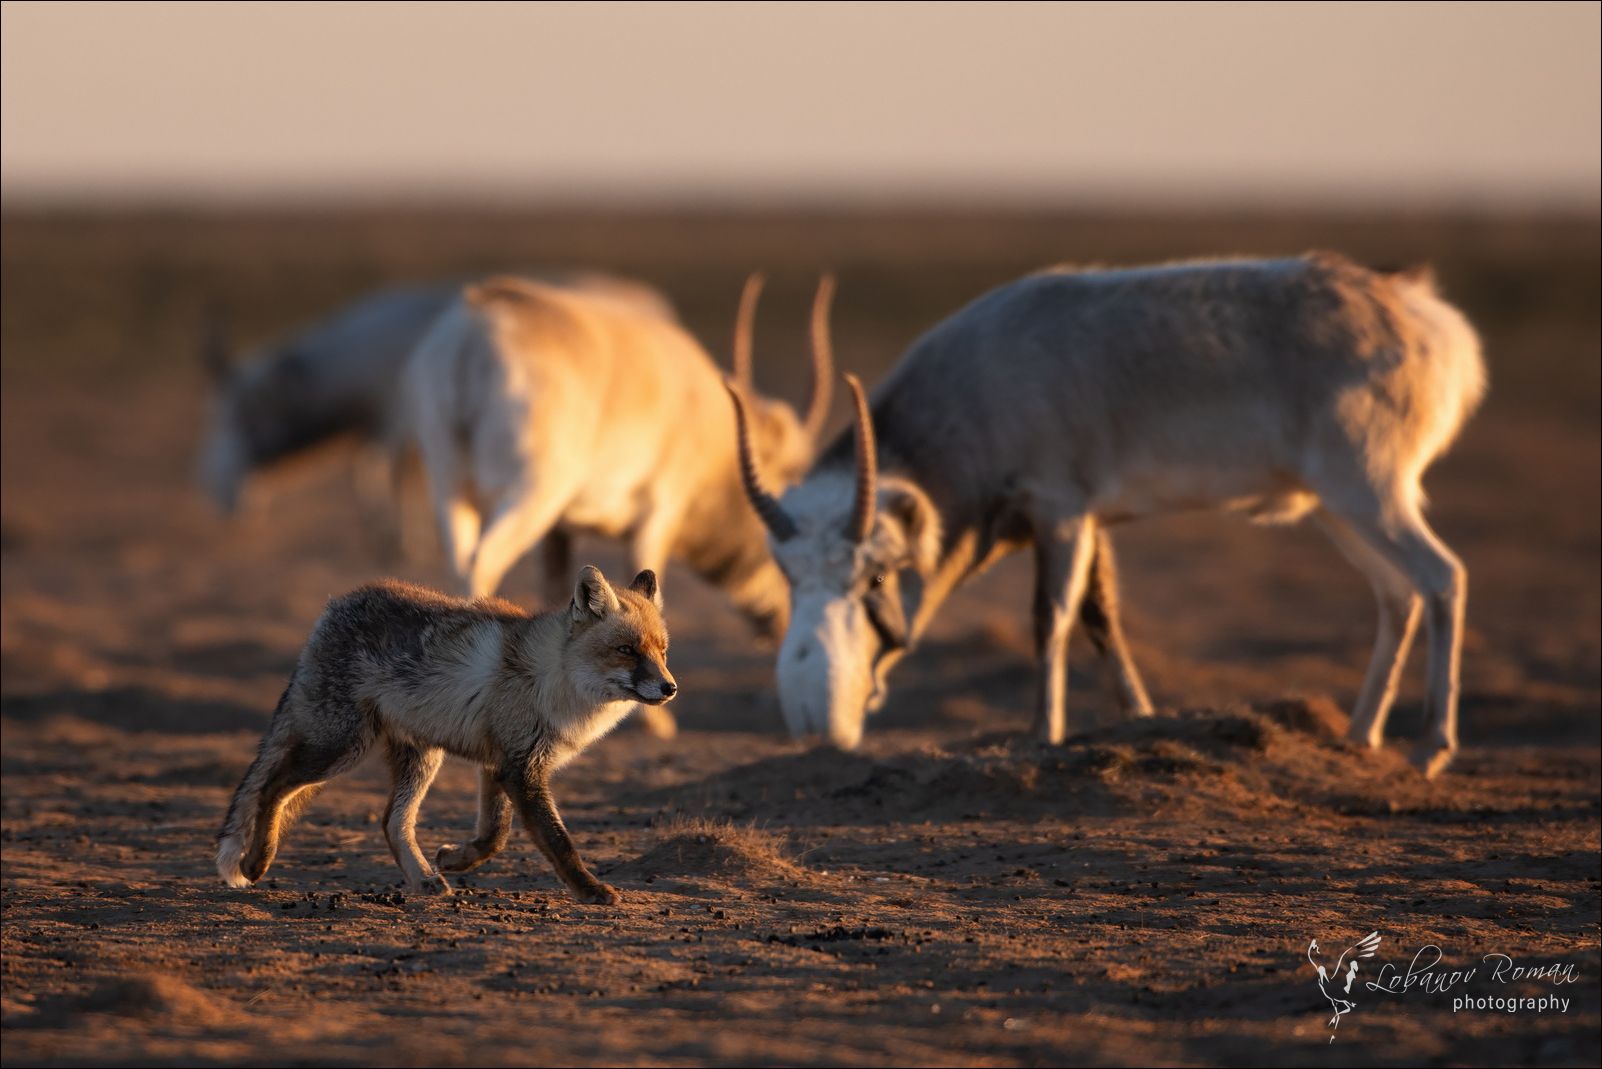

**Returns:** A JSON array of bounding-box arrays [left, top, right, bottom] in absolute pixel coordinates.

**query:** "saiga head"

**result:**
[[194, 305, 312, 515], [729, 373, 940, 749], [195, 303, 251, 514]]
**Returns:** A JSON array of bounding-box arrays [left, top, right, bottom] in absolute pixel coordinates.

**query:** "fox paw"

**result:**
[[434, 842, 480, 873], [412, 872, 454, 897], [573, 882, 620, 906]]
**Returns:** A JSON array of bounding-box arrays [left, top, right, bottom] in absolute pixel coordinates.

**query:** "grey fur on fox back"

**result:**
[[215, 567, 673, 904]]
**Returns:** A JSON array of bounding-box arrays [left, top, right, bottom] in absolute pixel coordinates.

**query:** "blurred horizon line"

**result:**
[[3, 188, 1598, 220], [6, 4, 1597, 220]]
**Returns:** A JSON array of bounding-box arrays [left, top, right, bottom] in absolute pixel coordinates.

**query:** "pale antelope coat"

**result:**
[[733, 253, 1485, 778], [197, 272, 677, 551], [403, 273, 833, 634]]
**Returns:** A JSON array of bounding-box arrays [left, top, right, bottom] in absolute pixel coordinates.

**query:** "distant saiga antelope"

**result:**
[[731, 254, 1484, 777], [197, 272, 676, 556]]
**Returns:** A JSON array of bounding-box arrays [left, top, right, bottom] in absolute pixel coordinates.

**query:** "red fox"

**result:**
[[216, 566, 673, 904]]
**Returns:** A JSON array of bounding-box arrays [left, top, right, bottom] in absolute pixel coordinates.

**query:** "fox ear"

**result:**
[[572, 565, 619, 620], [628, 569, 662, 609]]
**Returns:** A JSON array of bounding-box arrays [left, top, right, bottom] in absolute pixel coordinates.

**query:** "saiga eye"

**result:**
[[872, 573, 887, 585]]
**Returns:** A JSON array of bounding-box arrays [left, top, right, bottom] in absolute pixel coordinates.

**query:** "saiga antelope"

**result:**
[[198, 272, 675, 553], [405, 274, 834, 733], [731, 254, 1484, 777]]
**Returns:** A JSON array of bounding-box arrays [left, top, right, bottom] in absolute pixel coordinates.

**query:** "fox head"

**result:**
[[567, 566, 677, 706]]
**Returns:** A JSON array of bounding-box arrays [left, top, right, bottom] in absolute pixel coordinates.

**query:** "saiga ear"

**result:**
[[572, 565, 620, 620], [882, 484, 941, 574], [628, 569, 663, 609]]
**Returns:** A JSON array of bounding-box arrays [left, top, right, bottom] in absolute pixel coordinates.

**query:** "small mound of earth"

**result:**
[[1256, 694, 1351, 737], [610, 818, 803, 883], [66, 980, 232, 1025], [642, 696, 1479, 822]]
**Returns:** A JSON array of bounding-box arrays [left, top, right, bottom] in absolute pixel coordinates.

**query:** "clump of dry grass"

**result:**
[[611, 816, 802, 882]]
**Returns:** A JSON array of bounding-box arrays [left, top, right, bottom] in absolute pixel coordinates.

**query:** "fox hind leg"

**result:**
[[435, 766, 513, 874], [382, 738, 448, 893], [235, 733, 364, 885]]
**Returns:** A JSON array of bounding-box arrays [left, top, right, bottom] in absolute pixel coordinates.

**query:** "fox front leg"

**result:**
[[500, 764, 618, 905]]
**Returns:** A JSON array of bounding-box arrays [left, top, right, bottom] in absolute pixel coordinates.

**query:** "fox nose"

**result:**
[[659, 680, 677, 699]]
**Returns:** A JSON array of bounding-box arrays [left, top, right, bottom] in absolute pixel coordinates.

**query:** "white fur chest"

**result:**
[[548, 700, 637, 769]]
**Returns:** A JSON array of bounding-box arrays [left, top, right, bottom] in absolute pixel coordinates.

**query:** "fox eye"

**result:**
[[615, 644, 637, 657], [872, 573, 887, 585]]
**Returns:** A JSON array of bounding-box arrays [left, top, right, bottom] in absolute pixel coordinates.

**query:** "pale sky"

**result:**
[[2, 1, 1598, 207]]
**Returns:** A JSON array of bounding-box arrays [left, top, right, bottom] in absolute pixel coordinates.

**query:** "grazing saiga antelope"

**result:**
[[197, 272, 676, 551], [730, 253, 1485, 777], [404, 273, 834, 735]]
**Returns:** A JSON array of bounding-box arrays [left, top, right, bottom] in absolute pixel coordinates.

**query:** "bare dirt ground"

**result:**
[[2, 211, 1598, 1066]]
